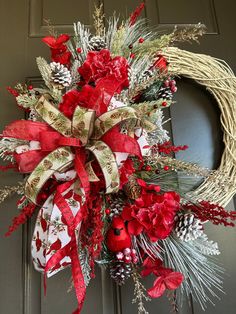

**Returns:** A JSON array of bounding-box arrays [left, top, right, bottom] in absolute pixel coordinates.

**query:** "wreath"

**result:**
[[0, 3, 235, 314], [164, 47, 236, 206]]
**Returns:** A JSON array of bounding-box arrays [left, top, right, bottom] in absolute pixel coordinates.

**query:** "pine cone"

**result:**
[[157, 86, 173, 100], [124, 176, 141, 200], [28, 109, 37, 121], [50, 62, 72, 88], [110, 262, 132, 285], [109, 197, 124, 218], [139, 69, 154, 82], [88, 36, 107, 51], [175, 213, 203, 242]]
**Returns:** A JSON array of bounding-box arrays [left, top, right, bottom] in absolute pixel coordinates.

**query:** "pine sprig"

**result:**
[[132, 272, 150, 314], [79, 248, 91, 286], [73, 21, 91, 61], [162, 235, 224, 309], [0, 138, 28, 162], [16, 94, 38, 109], [36, 57, 52, 89], [192, 234, 220, 256], [133, 35, 173, 58]]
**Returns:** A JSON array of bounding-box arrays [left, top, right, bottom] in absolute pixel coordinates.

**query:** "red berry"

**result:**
[[164, 80, 170, 87], [105, 208, 111, 215], [77, 48, 82, 53], [28, 85, 33, 90], [171, 86, 177, 93], [139, 37, 144, 43], [124, 255, 132, 263], [130, 53, 135, 59], [162, 101, 168, 107], [145, 165, 152, 171], [129, 44, 133, 49], [163, 165, 169, 171]]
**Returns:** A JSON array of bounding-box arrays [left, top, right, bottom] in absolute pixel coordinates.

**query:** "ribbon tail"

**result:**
[[70, 235, 86, 314], [53, 191, 86, 313], [75, 150, 90, 198]]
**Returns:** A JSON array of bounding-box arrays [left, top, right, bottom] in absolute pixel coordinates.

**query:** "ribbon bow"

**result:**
[[25, 94, 140, 204], [22, 93, 144, 314]]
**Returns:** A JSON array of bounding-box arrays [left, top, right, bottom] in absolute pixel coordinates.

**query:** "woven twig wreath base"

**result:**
[[163, 47, 236, 207]]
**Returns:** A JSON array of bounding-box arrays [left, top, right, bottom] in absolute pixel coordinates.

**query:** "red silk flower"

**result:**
[[59, 83, 114, 118], [59, 89, 82, 119], [141, 257, 184, 298], [78, 49, 129, 93], [121, 180, 180, 241], [42, 34, 71, 66]]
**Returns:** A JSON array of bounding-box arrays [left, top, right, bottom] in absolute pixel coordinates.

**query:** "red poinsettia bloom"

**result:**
[[141, 257, 184, 298], [121, 180, 180, 241], [78, 49, 129, 93], [42, 34, 71, 66]]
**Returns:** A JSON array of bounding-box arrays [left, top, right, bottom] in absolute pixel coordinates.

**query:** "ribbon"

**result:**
[[45, 188, 87, 314], [24, 95, 141, 204]]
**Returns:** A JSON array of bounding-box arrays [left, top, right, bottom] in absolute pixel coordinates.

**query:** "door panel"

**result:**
[[0, 1, 235, 313]]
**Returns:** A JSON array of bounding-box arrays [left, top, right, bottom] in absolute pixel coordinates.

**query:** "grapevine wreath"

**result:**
[[1, 3, 236, 314]]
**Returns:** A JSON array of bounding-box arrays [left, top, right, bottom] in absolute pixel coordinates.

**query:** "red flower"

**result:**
[[59, 84, 113, 118], [122, 181, 180, 241], [42, 34, 71, 66], [59, 89, 81, 118], [78, 49, 129, 93], [75, 84, 109, 115], [59, 77, 126, 119], [141, 257, 184, 298], [137, 191, 180, 241], [42, 34, 70, 49]]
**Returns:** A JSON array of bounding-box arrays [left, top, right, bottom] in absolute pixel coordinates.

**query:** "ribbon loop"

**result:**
[[25, 147, 74, 204], [72, 106, 95, 145], [35, 95, 72, 137], [93, 107, 139, 139]]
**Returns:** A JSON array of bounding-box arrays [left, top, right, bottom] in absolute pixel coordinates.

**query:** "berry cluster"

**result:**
[[116, 248, 139, 264], [164, 77, 177, 93]]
